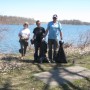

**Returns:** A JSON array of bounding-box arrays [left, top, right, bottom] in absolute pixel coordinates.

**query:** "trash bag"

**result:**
[[39, 41, 50, 63], [55, 41, 67, 63]]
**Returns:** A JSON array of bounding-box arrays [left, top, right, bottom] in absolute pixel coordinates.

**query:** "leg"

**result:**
[[19, 40, 24, 56], [48, 39, 53, 61], [24, 41, 28, 56], [39, 42, 43, 58], [53, 39, 58, 60], [34, 42, 39, 61]]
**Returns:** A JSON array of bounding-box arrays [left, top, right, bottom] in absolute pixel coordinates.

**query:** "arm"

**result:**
[[58, 22, 63, 40], [44, 29, 48, 38], [44, 22, 50, 37], [60, 30, 63, 40], [32, 28, 36, 40], [32, 34, 36, 40], [18, 30, 22, 39]]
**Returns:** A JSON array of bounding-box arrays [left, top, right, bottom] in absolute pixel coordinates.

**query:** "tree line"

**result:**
[[0, 15, 35, 25], [0, 15, 90, 25], [60, 20, 90, 25]]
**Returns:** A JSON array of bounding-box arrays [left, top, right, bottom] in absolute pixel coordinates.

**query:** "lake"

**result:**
[[0, 24, 90, 54]]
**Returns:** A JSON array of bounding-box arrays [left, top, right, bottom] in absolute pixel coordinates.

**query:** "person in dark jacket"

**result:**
[[32, 20, 45, 62]]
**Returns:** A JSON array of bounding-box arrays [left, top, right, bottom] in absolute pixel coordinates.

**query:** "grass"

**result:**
[[0, 51, 90, 90], [67, 52, 90, 69]]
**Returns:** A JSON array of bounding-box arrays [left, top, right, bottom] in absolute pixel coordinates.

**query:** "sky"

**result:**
[[0, 0, 90, 22]]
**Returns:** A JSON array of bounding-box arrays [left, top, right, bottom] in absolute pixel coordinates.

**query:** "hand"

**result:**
[[61, 40, 64, 44], [42, 38, 45, 41], [61, 37, 63, 40]]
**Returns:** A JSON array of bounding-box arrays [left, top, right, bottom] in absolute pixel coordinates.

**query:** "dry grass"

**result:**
[[0, 47, 90, 90]]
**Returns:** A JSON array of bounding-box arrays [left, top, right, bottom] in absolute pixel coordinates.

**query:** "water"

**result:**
[[0, 24, 90, 54]]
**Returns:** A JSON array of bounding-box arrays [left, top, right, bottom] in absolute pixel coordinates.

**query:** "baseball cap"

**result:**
[[53, 14, 58, 18]]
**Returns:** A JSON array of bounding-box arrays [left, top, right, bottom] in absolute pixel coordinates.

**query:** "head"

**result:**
[[52, 14, 58, 23], [36, 20, 41, 27], [23, 22, 29, 28]]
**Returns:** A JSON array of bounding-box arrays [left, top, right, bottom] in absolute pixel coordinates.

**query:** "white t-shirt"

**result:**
[[19, 28, 30, 39]]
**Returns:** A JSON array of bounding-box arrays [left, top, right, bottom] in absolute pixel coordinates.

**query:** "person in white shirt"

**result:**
[[18, 22, 30, 59]]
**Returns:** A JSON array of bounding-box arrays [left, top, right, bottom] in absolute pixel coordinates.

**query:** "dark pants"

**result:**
[[48, 39, 58, 61], [19, 39, 28, 56], [34, 42, 42, 61]]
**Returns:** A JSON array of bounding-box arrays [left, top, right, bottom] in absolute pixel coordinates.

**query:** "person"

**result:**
[[45, 14, 63, 63], [18, 22, 30, 59], [32, 20, 45, 62]]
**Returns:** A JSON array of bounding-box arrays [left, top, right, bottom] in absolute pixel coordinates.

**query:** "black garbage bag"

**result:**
[[55, 41, 67, 63], [40, 41, 50, 63], [33, 40, 50, 63]]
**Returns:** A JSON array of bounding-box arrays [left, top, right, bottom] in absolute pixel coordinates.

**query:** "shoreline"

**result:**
[[0, 45, 90, 57]]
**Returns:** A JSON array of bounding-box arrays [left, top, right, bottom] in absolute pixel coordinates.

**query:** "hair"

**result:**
[[23, 22, 29, 26], [36, 20, 40, 24]]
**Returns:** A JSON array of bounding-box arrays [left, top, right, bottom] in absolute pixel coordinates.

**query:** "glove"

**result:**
[[61, 40, 64, 43], [42, 38, 45, 41], [59, 40, 64, 45]]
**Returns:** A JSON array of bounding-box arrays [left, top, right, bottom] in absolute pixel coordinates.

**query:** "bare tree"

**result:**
[[0, 27, 8, 40], [0, 15, 35, 25], [78, 30, 90, 49]]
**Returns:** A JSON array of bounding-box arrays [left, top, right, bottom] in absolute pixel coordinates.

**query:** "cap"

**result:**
[[53, 14, 58, 18]]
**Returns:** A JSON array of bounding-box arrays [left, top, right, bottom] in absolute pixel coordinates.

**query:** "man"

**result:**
[[32, 20, 45, 62], [45, 14, 63, 62], [19, 22, 30, 59]]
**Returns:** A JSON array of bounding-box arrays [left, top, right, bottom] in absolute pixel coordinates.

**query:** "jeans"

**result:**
[[48, 39, 58, 61], [34, 42, 42, 60], [19, 39, 28, 56]]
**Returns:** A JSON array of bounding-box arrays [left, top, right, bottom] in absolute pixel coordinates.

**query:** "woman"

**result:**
[[18, 22, 30, 59]]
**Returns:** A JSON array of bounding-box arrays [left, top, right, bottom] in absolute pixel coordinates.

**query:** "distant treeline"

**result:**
[[60, 20, 90, 25], [0, 15, 90, 25], [0, 15, 35, 25]]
